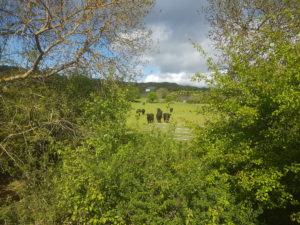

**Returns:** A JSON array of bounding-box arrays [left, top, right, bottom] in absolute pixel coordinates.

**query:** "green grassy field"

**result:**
[[126, 98, 217, 130]]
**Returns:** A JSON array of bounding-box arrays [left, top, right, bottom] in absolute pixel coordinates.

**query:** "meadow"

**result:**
[[126, 98, 218, 131]]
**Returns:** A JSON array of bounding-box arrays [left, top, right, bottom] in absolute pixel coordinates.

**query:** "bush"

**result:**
[[165, 94, 175, 102], [193, 3, 300, 223], [186, 95, 201, 104], [55, 129, 257, 224], [0, 75, 261, 224], [126, 86, 141, 101], [156, 88, 169, 99], [147, 91, 158, 103]]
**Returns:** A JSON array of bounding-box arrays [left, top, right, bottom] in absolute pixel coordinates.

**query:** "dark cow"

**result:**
[[147, 113, 154, 123], [163, 113, 171, 122], [170, 108, 173, 113], [136, 109, 143, 116], [156, 108, 163, 123], [141, 109, 145, 115]]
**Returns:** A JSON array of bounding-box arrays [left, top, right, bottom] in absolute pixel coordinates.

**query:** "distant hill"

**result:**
[[0, 65, 207, 93], [132, 82, 207, 94]]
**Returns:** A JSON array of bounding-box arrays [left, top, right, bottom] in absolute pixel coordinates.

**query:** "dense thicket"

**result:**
[[193, 0, 300, 224], [0, 72, 253, 224]]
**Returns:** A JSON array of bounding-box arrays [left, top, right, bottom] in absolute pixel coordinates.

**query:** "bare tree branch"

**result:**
[[0, 144, 24, 168], [0, 0, 154, 83]]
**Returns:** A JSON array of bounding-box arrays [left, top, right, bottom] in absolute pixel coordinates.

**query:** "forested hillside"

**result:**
[[134, 82, 206, 92]]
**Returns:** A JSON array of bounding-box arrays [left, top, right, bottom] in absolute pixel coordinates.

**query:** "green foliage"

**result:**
[[171, 90, 211, 103], [0, 73, 100, 224], [156, 88, 169, 98], [126, 85, 141, 101], [0, 71, 257, 224], [54, 129, 258, 224], [165, 94, 175, 102], [147, 91, 158, 103], [1, 3, 298, 223], [186, 95, 202, 104], [193, 3, 300, 224], [134, 82, 205, 95]]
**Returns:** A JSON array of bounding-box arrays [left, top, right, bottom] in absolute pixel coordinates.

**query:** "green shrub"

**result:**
[[147, 91, 158, 103], [193, 3, 300, 223], [165, 94, 175, 102]]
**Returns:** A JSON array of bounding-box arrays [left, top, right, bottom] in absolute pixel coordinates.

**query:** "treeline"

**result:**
[[142, 89, 211, 104], [134, 82, 206, 93], [119, 82, 210, 103]]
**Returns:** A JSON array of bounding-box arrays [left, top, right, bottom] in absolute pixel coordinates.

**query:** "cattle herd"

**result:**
[[136, 107, 173, 123], [136, 108, 145, 115]]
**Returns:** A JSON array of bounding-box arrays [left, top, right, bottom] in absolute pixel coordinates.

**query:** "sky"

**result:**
[[141, 0, 214, 87]]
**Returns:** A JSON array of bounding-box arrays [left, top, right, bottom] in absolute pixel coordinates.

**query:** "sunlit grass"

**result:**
[[126, 98, 218, 131]]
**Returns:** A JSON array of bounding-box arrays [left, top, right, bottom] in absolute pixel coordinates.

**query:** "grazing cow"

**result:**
[[156, 108, 163, 123], [170, 108, 173, 113], [147, 113, 154, 123], [136, 109, 142, 115], [141, 109, 145, 115], [163, 113, 171, 122]]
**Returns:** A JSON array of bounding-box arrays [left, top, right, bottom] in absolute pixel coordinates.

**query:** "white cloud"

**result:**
[[149, 24, 172, 43], [140, 0, 216, 86], [144, 24, 213, 74], [144, 72, 207, 87]]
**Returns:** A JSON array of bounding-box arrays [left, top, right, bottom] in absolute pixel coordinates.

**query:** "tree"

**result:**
[[156, 88, 169, 99], [203, 0, 299, 66], [165, 94, 174, 102], [127, 85, 141, 101], [0, 0, 154, 82], [194, 0, 300, 224], [147, 91, 158, 103]]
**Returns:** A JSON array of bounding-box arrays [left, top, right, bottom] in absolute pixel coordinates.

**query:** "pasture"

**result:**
[[126, 98, 218, 131]]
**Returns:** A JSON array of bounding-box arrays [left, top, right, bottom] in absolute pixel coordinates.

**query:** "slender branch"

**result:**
[[34, 34, 44, 55], [1, 119, 77, 145], [1, 127, 36, 143], [35, 23, 61, 36], [38, 0, 53, 21], [0, 144, 23, 167], [32, 60, 78, 79], [44, 23, 80, 54]]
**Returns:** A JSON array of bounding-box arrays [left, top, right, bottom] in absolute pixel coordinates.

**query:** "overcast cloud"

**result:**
[[142, 0, 213, 87]]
